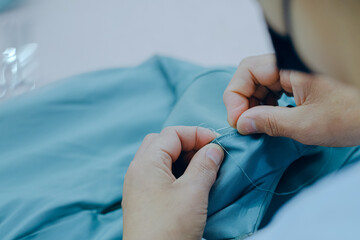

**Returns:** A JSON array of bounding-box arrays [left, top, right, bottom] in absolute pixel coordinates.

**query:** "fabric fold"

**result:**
[[0, 56, 358, 240]]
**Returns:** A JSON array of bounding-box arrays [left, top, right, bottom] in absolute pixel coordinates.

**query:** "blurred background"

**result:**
[[0, 0, 273, 101]]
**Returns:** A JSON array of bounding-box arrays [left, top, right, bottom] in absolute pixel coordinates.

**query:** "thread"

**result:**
[[215, 126, 232, 132], [207, 125, 329, 196]]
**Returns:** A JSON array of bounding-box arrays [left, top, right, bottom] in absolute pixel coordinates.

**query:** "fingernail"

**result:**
[[206, 144, 224, 166], [240, 118, 257, 134]]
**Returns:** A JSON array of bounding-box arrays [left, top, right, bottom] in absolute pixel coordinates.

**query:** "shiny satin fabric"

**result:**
[[0, 56, 358, 240]]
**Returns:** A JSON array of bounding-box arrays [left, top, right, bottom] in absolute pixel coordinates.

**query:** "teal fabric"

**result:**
[[0, 0, 18, 11], [259, 145, 360, 229], [0, 56, 358, 240], [248, 159, 360, 240]]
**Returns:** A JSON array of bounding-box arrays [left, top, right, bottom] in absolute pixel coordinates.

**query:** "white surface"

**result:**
[[0, 0, 273, 85]]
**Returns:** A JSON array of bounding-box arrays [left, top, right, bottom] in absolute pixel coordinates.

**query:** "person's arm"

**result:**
[[123, 126, 224, 240], [223, 54, 360, 147]]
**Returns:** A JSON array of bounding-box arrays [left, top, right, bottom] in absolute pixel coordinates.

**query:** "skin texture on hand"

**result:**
[[223, 54, 360, 147], [122, 126, 224, 240]]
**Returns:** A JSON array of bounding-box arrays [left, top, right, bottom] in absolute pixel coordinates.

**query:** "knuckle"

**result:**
[[264, 113, 281, 137], [222, 88, 234, 102], [239, 56, 256, 68], [155, 148, 172, 163], [160, 126, 175, 135], [239, 54, 275, 70], [143, 133, 158, 143]]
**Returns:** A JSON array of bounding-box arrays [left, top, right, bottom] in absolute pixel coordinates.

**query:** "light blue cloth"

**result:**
[[0, 0, 19, 12], [248, 159, 360, 240], [0, 56, 358, 239]]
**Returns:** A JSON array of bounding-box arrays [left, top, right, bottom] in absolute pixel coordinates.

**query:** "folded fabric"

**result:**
[[0, 56, 358, 240]]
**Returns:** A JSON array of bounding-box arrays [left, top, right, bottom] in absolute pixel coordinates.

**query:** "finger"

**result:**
[[172, 150, 195, 178], [223, 90, 249, 128], [179, 143, 224, 191], [263, 91, 280, 106], [223, 54, 280, 127], [134, 133, 159, 157], [289, 71, 315, 105], [236, 105, 307, 140], [249, 97, 260, 108], [253, 85, 269, 101], [139, 126, 216, 169], [279, 70, 293, 94]]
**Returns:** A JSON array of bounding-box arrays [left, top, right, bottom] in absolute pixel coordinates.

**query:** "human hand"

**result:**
[[223, 54, 360, 147], [122, 126, 224, 240]]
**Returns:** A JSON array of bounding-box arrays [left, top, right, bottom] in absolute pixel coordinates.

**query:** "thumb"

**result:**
[[180, 143, 224, 191], [237, 105, 306, 139]]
